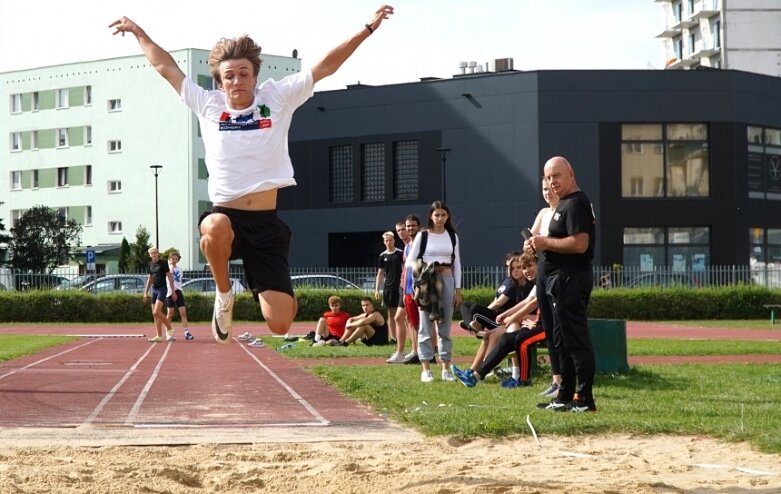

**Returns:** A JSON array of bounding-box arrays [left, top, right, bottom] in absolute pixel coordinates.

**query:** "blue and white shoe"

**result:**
[[450, 364, 477, 387]]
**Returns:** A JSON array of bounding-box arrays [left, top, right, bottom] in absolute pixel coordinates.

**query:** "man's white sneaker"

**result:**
[[420, 370, 434, 383], [386, 352, 406, 364], [211, 291, 234, 344], [238, 332, 254, 341], [441, 369, 455, 382], [166, 334, 175, 342]]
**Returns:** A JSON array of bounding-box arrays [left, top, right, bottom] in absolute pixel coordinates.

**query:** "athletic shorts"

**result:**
[[150, 287, 167, 304], [404, 294, 419, 329], [382, 286, 401, 309], [199, 207, 294, 297], [363, 324, 389, 346], [166, 289, 185, 309]]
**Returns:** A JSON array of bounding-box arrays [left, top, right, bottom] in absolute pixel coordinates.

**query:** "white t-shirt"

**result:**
[[405, 230, 462, 289], [167, 264, 183, 296], [180, 70, 314, 203]]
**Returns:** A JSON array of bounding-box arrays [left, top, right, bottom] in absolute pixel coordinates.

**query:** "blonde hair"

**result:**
[[382, 231, 395, 240], [208, 35, 263, 86]]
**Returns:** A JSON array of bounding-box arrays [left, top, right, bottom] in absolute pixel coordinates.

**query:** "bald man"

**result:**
[[527, 156, 597, 413]]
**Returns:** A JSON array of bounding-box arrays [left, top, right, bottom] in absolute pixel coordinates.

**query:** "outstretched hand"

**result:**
[[108, 16, 141, 37], [366, 4, 395, 32]]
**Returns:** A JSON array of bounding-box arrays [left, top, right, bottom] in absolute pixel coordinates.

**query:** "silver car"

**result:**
[[81, 275, 147, 294], [181, 277, 247, 295]]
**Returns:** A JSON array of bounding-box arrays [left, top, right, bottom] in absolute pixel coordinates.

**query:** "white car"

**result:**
[[181, 277, 247, 295]]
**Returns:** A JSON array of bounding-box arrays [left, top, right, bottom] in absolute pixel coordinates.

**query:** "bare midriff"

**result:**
[[216, 189, 277, 211]]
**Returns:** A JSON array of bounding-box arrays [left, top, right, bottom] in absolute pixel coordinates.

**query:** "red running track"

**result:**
[[0, 325, 382, 429]]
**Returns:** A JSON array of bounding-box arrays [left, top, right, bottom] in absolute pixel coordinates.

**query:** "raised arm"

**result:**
[[109, 17, 185, 92], [311, 5, 394, 83]]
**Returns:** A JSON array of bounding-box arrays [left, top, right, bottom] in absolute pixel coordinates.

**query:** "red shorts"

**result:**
[[404, 294, 419, 329]]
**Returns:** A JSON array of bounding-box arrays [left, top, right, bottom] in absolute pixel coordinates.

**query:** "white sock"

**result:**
[[217, 290, 232, 301], [512, 367, 520, 380], [314, 334, 322, 342]]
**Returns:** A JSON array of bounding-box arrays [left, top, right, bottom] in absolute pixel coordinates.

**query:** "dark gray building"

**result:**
[[281, 69, 781, 271]]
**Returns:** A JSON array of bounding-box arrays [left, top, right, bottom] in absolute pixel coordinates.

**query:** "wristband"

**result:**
[[365, 23, 373, 34]]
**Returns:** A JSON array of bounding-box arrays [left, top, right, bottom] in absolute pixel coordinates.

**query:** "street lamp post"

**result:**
[[437, 147, 451, 203], [149, 165, 163, 249]]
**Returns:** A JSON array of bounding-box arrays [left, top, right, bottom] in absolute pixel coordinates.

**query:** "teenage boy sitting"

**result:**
[[312, 295, 350, 346]]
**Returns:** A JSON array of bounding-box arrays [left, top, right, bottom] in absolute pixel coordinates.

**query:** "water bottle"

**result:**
[[277, 343, 295, 351]]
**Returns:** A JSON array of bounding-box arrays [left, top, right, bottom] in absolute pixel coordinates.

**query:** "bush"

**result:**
[[0, 286, 778, 323]]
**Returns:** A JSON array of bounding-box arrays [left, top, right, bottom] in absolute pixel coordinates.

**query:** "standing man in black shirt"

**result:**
[[143, 247, 177, 343], [527, 156, 597, 412]]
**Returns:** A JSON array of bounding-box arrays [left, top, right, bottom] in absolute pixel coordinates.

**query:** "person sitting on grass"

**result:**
[[312, 295, 351, 347], [338, 297, 388, 347]]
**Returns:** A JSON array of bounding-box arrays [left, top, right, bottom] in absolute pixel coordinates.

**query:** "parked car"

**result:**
[[14, 274, 69, 291], [55, 274, 100, 291], [290, 274, 360, 291], [0, 282, 6, 291], [81, 275, 147, 294], [626, 272, 694, 288], [182, 277, 246, 295]]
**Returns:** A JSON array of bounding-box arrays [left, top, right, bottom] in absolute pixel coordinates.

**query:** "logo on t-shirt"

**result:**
[[218, 104, 272, 131]]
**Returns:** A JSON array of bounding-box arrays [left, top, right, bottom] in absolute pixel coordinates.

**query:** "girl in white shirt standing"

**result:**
[[405, 201, 462, 383]]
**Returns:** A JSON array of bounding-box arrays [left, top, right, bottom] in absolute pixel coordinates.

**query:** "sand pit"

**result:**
[[0, 433, 778, 493]]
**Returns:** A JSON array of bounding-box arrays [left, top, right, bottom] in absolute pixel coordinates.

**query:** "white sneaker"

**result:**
[[441, 369, 455, 382], [386, 352, 406, 364], [166, 334, 175, 342], [247, 338, 265, 348], [211, 290, 234, 344], [420, 370, 434, 383], [311, 340, 327, 347], [238, 332, 253, 341]]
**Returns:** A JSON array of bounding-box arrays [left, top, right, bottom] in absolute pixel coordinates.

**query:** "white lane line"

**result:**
[[80, 341, 159, 427], [124, 342, 174, 425], [0, 339, 99, 381], [238, 341, 330, 425]]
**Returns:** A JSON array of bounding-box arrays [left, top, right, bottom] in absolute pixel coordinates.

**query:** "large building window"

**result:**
[[57, 128, 69, 147], [11, 171, 22, 190], [56, 88, 69, 109], [392, 140, 418, 200], [746, 125, 781, 200], [329, 145, 353, 203], [750, 228, 781, 264], [361, 143, 385, 202], [57, 167, 69, 187], [10, 94, 22, 113], [10, 132, 22, 151], [623, 226, 710, 270], [621, 123, 709, 198]]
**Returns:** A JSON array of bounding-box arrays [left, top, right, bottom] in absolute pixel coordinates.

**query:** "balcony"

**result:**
[[693, 42, 721, 58], [656, 25, 682, 38], [671, 17, 699, 30]]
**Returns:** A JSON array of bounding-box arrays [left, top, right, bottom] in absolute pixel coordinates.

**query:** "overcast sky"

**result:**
[[0, 1, 666, 91]]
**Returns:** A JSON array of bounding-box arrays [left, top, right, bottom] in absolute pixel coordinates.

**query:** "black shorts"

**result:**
[[199, 207, 294, 297], [150, 287, 167, 304], [166, 289, 185, 309], [363, 324, 389, 346], [382, 286, 401, 308]]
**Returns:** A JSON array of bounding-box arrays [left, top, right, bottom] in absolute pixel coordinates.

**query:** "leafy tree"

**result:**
[[0, 202, 11, 264], [118, 237, 131, 273], [128, 225, 152, 273], [8, 205, 82, 273]]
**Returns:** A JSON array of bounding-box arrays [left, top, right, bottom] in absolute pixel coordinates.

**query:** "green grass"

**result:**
[[0, 334, 79, 363], [266, 335, 781, 358], [311, 363, 781, 454]]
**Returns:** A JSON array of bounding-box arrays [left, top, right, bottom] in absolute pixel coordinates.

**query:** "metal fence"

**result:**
[[2, 264, 780, 291]]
